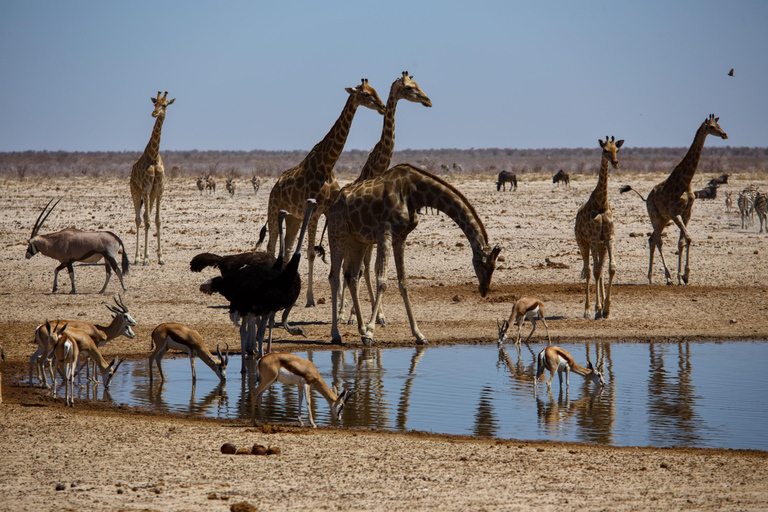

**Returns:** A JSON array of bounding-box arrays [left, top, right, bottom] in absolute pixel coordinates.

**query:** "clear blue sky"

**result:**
[[1, 1, 765, 152]]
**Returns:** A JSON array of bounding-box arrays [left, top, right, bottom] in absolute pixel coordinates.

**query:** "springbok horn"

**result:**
[[115, 294, 128, 312], [104, 304, 121, 315]]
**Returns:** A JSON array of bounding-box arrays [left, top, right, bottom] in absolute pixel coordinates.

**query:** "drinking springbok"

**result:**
[[25, 199, 130, 294], [253, 352, 352, 428], [535, 345, 605, 391], [149, 323, 229, 383]]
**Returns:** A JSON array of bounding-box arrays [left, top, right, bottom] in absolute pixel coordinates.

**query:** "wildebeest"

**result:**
[[553, 169, 570, 188], [496, 170, 517, 191], [708, 173, 730, 187], [694, 184, 718, 200], [25, 199, 129, 294]]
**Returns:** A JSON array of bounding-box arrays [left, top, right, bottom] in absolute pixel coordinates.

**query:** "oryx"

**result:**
[[25, 198, 130, 294]]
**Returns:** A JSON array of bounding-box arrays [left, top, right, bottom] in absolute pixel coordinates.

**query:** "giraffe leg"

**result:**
[[364, 245, 386, 325], [591, 244, 603, 319], [577, 238, 591, 319], [154, 196, 164, 265], [328, 229, 348, 345], [304, 214, 319, 307], [132, 195, 143, 265], [673, 215, 692, 285], [392, 238, 428, 345], [361, 236, 391, 346], [142, 197, 151, 266], [346, 252, 369, 344], [603, 238, 616, 318]]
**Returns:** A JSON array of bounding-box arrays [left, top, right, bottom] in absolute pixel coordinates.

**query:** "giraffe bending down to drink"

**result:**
[[129, 91, 174, 265], [328, 164, 501, 346], [255, 79, 386, 307], [574, 136, 624, 319]]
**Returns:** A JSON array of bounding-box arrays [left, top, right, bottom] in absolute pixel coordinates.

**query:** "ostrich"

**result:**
[[195, 211, 303, 372], [202, 199, 316, 360]]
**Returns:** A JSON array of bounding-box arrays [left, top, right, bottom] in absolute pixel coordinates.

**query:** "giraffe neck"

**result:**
[[402, 166, 490, 253], [357, 87, 399, 182], [588, 153, 611, 208], [303, 95, 358, 179], [143, 112, 165, 162], [668, 122, 709, 190]]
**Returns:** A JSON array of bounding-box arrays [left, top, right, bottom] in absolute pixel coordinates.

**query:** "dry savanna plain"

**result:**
[[1, 167, 768, 511]]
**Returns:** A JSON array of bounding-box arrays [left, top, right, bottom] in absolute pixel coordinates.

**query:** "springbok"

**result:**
[[30, 295, 136, 388], [535, 345, 605, 391], [25, 199, 130, 294], [500, 296, 551, 346], [253, 352, 352, 428], [724, 191, 733, 214], [47, 321, 77, 406], [149, 323, 228, 383], [47, 325, 124, 391]]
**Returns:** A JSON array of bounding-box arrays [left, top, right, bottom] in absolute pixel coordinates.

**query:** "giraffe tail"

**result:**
[[619, 185, 646, 202], [254, 222, 267, 250], [314, 218, 328, 264]]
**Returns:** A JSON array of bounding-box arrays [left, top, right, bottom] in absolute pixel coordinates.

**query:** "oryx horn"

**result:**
[[31, 198, 61, 238]]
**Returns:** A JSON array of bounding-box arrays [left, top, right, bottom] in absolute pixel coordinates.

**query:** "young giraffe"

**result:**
[[643, 115, 728, 285], [256, 79, 386, 306], [337, 71, 432, 325], [574, 136, 624, 319], [130, 91, 174, 265], [328, 164, 501, 346]]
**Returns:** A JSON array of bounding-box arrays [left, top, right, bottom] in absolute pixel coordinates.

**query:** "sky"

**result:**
[[1, 1, 766, 152]]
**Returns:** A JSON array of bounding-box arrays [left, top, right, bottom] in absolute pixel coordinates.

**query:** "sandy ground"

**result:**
[[1, 171, 767, 511]]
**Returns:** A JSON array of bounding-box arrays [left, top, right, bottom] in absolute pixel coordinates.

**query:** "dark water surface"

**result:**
[[88, 341, 767, 450]]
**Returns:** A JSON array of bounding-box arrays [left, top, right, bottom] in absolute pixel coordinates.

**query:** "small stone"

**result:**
[[266, 446, 281, 456], [55, 484, 66, 491], [221, 443, 237, 455], [230, 502, 259, 512], [235, 448, 251, 455], [317, 298, 326, 305], [660, 462, 670, 469], [252, 444, 268, 456]]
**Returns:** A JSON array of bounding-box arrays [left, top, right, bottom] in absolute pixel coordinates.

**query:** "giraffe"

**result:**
[[255, 79, 385, 306], [328, 164, 501, 346], [338, 71, 432, 325], [574, 136, 624, 320], [129, 91, 174, 265], [644, 114, 728, 285]]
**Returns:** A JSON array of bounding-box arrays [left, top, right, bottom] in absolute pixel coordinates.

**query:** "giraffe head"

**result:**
[[703, 114, 728, 140], [393, 71, 432, 108], [151, 91, 175, 118], [598, 136, 624, 169], [473, 245, 501, 297], [345, 79, 386, 114]]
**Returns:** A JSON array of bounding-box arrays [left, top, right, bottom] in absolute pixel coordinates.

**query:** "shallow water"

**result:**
[[71, 341, 768, 450]]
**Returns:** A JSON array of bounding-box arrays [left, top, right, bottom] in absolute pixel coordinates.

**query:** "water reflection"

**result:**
[[99, 341, 768, 450]]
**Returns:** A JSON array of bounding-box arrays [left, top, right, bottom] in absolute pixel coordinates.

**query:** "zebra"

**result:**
[[754, 192, 768, 233]]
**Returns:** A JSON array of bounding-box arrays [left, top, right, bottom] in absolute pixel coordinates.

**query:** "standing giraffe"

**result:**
[[328, 164, 501, 346], [337, 71, 432, 324], [130, 91, 174, 265], [255, 79, 385, 306], [626, 115, 728, 285], [574, 136, 624, 319]]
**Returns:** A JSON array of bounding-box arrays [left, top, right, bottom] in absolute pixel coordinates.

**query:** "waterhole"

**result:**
[[60, 341, 768, 450]]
